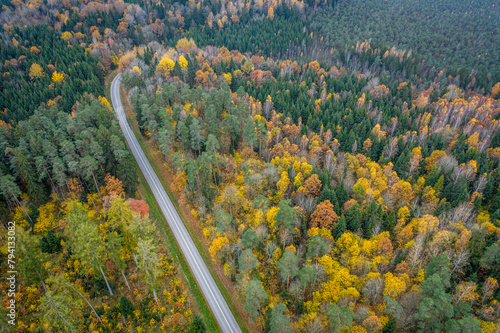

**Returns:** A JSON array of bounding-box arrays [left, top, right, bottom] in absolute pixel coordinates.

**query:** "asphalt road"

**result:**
[[111, 74, 242, 333]]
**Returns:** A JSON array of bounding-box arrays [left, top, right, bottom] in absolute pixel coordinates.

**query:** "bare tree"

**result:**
[[362, 277, 383, 305]]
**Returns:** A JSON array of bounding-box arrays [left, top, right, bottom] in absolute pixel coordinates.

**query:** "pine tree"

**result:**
[[383, 212, 397, 233], [327, 303, 354, 333], [345, 204, 361, 232], [242, 229, 260, 249], [244, 280, 269, 331], [189, 316, 206, 333], [268, 303, 292, 333], [172, 61, 182, 78], [190, 117, 205, 154], [40, 230, 63, 254], [333, 214, 347, 240], [382, 318, 397, 333], [336, 181, 349, 207], [306, 235, 328, 260], [277, 250, 299, 289], [119, 296, 135, 318]]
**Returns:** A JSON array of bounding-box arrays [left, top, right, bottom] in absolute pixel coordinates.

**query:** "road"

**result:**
[[111, 74, 242, 333]]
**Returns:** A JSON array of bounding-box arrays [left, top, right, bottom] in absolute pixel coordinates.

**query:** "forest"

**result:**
[[311, 0, 500, 92], [116, 38, 500, 331], [1, 0, 500, 331], [0, 25, 105, 123], [0, 98, 204, 332]]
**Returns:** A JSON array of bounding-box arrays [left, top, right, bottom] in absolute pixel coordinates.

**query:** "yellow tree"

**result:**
[[267, 206, 279, 234], [392, 180, 415, 207], [34, 202, 57, 233], [223, 73, 232, 85], [362, 138, 373, 152], [454, 281, 479, 304], [308, 61, 320, 72], [29, 63, 44, 79], [369, 85, 390, 99], [336, 232, 360, 267], [293, 172, 304, 187], [179, 55, 188, 68], [313, 255, 359, 304], [157, 57, 175, 76], [67, 178, 83, 199], [52, 71, 64, 83], [61, 31, 72, 41], [267, 6, 274, 19], [99, 96, 111, 109], [293, 160, 312, 178], [396, 214, 438, 248], [30, 46, 41, 54], [352, 178, 370, 203], [383, 272, 406, 298], [130, 66, 142, 75], [209, 237, 229, 263], [241, 61, 254, 76], [481, 277, 498, 305], [176, 37, 197, 53], [492, 81, 500, 99], [275, 171, 290, 202], [425, 150, 446, 172]]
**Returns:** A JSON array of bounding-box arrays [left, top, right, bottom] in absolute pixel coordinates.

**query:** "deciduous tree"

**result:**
[[29, 63, 44, 79], [305, 174, 322, 197], [310, 200, 338, 228]]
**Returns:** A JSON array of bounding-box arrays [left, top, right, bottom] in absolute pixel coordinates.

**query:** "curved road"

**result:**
[[111, 74, 241, 333]]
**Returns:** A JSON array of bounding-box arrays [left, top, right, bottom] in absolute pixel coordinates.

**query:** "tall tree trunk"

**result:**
[[65, 181, 74, 200], [121, 270, 131, 292], [90, 170, 102, 202], [88, 242, 113, 296], [213, 170, 220, 194], [36, 270, 75, 333], [23, 252, 76, 333], [11, 192, 33, 225], [153, 289, 159, 306], [64, 282, 103, 324], [98, 265, 113, 296]]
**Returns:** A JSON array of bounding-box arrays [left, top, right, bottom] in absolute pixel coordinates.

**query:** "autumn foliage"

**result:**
[[310, 200, 338, 228], [2, 1, 500, 331]]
